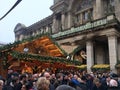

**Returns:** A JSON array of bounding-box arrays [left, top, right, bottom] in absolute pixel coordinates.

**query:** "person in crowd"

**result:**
[[43, 72, 51, 81], [14, 74, 28, 90], [68, 74, 82, 90], [79, 76, 88, 90], [32, 80, 37, 90], [55, 85, 76, 90], [92, 78, 108, 90], [2, 79, 14, 90], [106, 76, 118, 87], [0, 80, 4, 90], [43, 71, 55, 90], [36, 77, 50, 90], [53, 73, 63, 89], [71, 74, 81, 86], [11, 77, 20, 90], [62, 75, 69, 85], [6, 69, 14, 80], [118, 77, 120, 87], [85, 74, 94, 90], [21, 84, 27, 90], [100, 73, 108, 89], [50, 74, 56, 85], [3, 77, 21, 90], [26, 73, 34, 90]]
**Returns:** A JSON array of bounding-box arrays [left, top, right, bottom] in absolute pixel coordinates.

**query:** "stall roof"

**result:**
[[13, 36, 65, 57]]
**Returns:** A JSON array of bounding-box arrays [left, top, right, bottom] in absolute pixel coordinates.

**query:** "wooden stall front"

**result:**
[[0, 35, 80, 78]]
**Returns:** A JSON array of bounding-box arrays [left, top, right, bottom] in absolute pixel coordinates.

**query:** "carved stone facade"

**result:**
[[14, 0, 120, 73]]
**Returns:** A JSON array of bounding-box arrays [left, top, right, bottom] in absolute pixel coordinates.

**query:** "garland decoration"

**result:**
[[10, 51, 81, 65], [76, 65, 87, 70]]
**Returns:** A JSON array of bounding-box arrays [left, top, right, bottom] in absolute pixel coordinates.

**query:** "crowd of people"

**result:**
[[0, 69, 120, 90]]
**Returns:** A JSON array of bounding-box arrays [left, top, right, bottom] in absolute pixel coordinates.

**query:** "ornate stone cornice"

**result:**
[[106, 30, 120, 37]]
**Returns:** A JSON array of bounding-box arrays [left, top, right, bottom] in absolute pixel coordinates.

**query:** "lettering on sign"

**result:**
[[52, 19, 107, 38]]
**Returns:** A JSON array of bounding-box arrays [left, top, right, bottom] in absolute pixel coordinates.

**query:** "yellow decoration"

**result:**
[[76, 65, 87, 69], [92, 64, 110, 69]]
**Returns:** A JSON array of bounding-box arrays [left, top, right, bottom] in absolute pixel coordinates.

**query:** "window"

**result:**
[[76, 14, 81, 23], [83, 11, 89, 21], [75, 8, 93, 25], [82, 9, 93, 22], [110, 0, 115, 6]]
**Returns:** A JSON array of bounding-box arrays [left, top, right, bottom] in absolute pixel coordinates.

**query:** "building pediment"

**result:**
[[50, 0, 68, 13]]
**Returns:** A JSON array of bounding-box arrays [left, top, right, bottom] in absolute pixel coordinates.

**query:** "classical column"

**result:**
[[94, 0, 103, 19], [67, 12, 72, 28], [19, 34, 24, 41], [86, 40, 94, 73], [15, 35, 19, 41], [37, 30, 40, 35], [108, 35, 118, 73], [61, 12, 65, 30], [45, 26, 49, 33], [52, 15, 57, 33]]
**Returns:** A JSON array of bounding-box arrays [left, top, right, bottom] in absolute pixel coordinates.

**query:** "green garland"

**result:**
[[0, 52, 10, 69], [10, 51, 81, 65]]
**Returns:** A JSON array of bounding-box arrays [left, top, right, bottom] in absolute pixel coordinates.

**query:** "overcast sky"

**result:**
[[0, 0, 53, 43]]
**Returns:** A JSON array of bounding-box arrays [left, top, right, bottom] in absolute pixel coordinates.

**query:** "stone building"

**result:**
[[14, 0, 120, 73]]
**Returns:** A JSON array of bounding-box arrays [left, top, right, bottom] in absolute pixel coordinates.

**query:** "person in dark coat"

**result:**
[[92, 78, 108, 90], [86, 74, 94, 90], [79, 76, 88, 90], [53, 73, 63, 89]]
